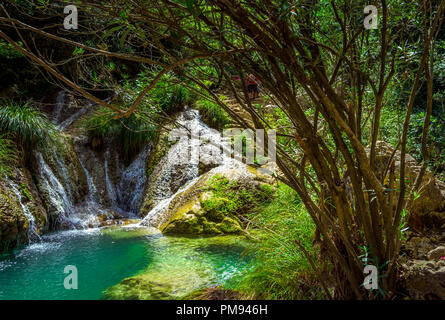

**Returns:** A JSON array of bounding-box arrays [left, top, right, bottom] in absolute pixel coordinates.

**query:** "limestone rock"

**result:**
[[160, 165, 276, 235], [427, 246, 445, 261], [374, 141, 445, 231], [401, 259, 445, 299], [0, 168, 47, 251]]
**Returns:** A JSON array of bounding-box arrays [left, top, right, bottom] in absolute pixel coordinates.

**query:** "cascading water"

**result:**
[[53, 91, 65, 124], [36, 152, 77, 229], [104, 149, 119, 210], [8, 181, 41, 242], [26, 97, 237, 239], [138, 176, 199, 228], [139, 107, 241, 228], [116, 145, 151, 214]]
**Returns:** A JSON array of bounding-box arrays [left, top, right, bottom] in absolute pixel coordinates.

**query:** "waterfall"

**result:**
[[104, 149, 119, 209], [53, 91, 65, 124], [139, 107, 239, 228], [116, 145, 151, 215], [22, 103, 237, 238], [139, 176, 199, 228], [36, 152, 76, 229], [8, 181, 41, 242]]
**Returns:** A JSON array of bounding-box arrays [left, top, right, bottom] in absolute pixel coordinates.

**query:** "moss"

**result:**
[[20, 183, 31, 201], [0, 184, 27, 251], [162, 173, 275, 235]]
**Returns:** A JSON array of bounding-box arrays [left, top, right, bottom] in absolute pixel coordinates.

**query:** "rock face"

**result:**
[[401, 259, 445, 300], [372, 141, 445, 299], [139, 109, 225, 217], [374, 141, 445, 231], [158, 165, 275, 235], [0, 168, 47, 251], [400, 232, 445, 299]]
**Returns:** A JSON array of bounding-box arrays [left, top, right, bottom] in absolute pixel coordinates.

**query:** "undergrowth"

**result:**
[[235, 183, 325, 300]]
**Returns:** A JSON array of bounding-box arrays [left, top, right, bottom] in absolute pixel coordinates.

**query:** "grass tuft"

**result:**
[[0, 99, 59, 155], [82, 108, 157, 159], [196, 99, 231, 130]]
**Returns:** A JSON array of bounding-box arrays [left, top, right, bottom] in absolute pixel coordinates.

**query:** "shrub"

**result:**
[[148, 82, 193, 114]]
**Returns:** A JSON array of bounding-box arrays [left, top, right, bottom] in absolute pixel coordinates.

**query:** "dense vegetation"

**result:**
[[0, 0, 444, 300]]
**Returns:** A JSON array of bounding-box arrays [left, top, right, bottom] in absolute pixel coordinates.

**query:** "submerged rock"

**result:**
[[102, 235, 250, 300]]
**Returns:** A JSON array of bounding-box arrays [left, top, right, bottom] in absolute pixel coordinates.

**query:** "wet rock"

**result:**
[[161, 166, 276, 235], [0, 183, 27, 250], [140, 109, 225, 216], [0, 167, 47, 251]]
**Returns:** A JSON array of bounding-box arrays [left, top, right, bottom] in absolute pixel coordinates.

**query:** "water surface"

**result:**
[[0, 227, 250, 300]]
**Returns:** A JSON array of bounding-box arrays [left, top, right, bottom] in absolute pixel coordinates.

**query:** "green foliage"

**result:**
[[0, 40, 24, 59], [155, 84, 193, 114], [236, 183, 324, 300], [20, 182, 31, 201], [196, 99, 230, 130], [0, 135, 18, 176], [128, 72, 195, 114], [408, 112, 445, 178], [82, 107, 157, 159], [0, 99, 59, 151]]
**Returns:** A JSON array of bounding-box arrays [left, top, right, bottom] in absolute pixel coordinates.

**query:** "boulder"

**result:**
[[160, 165, 276, 235], [427, 246, 445, 261], [401, 259, 445, 299], [374, 141, 445, 231], [140, 109, 237, 217]]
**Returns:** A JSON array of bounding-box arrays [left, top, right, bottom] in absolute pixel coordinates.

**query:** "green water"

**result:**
[[0, 226, 251, 300]]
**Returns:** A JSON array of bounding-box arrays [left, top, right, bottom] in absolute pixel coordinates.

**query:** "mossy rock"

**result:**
[[0, 168, 48, 251], [160, 166, 276, 235], [0, 184, 27, 250]]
